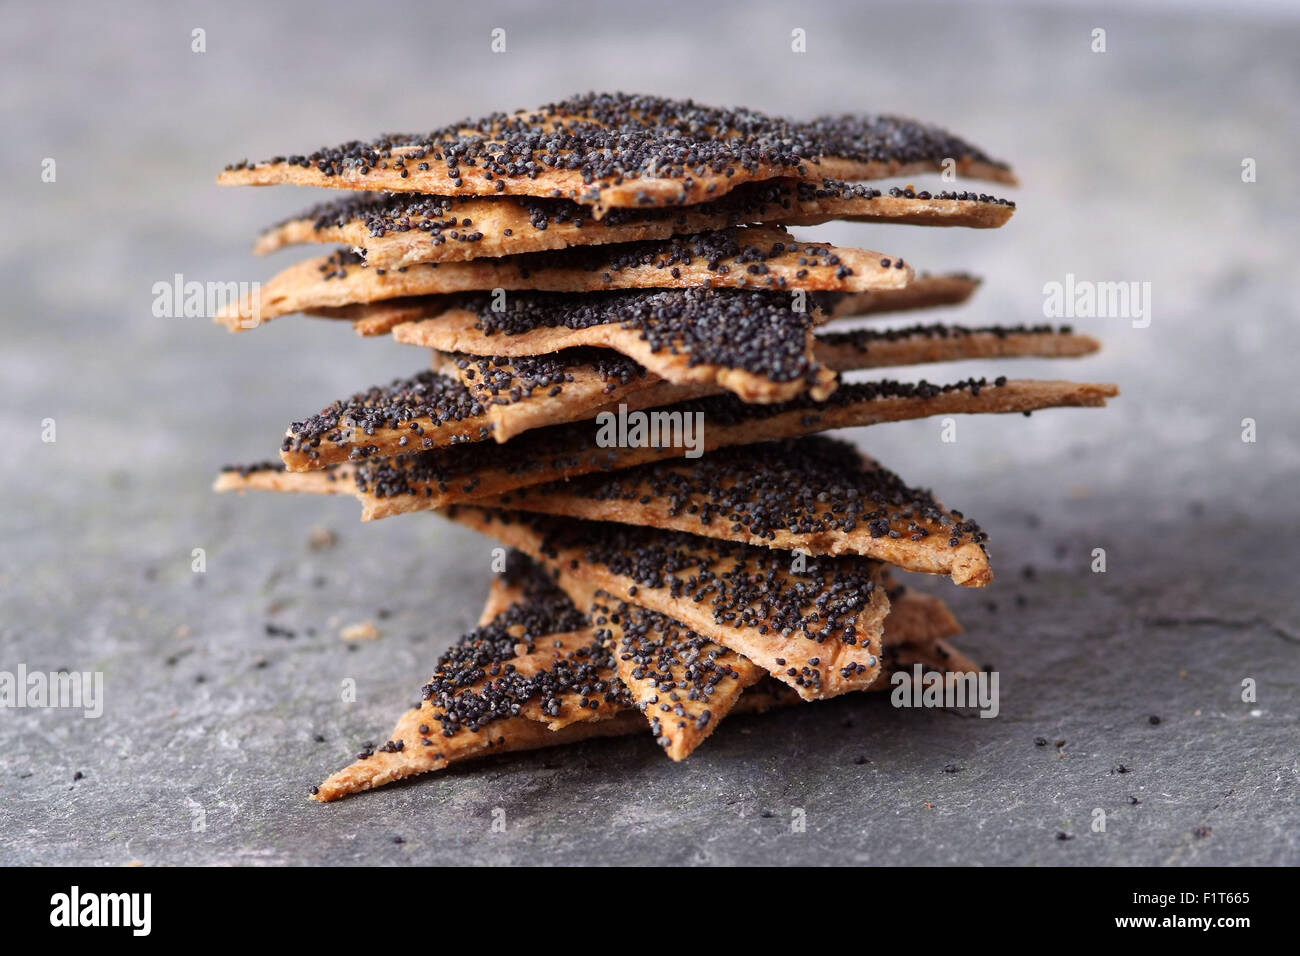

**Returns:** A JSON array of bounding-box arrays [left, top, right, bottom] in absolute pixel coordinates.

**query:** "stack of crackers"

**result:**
[[212, 93, 1117, 801]]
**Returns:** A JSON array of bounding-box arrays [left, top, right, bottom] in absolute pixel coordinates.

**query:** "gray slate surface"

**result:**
[[1, 0, 1296, 866]]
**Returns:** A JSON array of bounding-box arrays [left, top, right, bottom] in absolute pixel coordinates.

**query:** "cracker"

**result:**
[[476, 435, 993, 586], [313, 707, 648, 802], [217, 226, 912, 331], [386, 283, 977, 359], [434, 350, 673, 442], [414, 556, 630, 735], [274, 356, 708, 469], [212, 460, 354, 495], [218, 378, 1119, 516], [256, 179, 1015, 267], [312, 556, 972, 801], [280, 311, 1092, 472], [397, 288, 836, 405], [822, 273, 982, 320], [444, 507, 890, 701], [818, 323, 1100, 369], [403, 313, 1096, 413], [311, 273, 982, 337], [308, 297, 447, 337], [220, 92, 1016, 216], [277, 370, 494, 472], [588, 591, 768, 760]]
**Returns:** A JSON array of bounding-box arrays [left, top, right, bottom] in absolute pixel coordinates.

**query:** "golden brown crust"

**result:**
[[216, 227, 912, 331]]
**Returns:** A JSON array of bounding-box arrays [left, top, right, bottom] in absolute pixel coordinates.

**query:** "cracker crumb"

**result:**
[[340, 620, 380, 642], [308, 526, 337, 551]]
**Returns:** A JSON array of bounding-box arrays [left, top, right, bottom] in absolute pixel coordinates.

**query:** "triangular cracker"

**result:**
[[272, 357, 715, 470], [220, 92, 1015, 214], [444, 507, 890, 701], [816, 323, 1099, 369], [309, 554, 972, 801], [217, 226, 913, 330], [312, 273, 983, 337], [588, 591, 767, 760], [416, 558, 630, 735], [272, 342, 1107, 472], [408, 314, 1098, 410], [428, 322, 1097, 437], [255, 179, 1015, 267], [821, 273, 982, 319], [402, 287, 837, 405], [279, 295, 1039, 458], [477, 435, 993, 586], [278, 370, 498, 470], [217, 378, 1119, 514], [313, 629, 975, 801], [432, 349, 721, 443]]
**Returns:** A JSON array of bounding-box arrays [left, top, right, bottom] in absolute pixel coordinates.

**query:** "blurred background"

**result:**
[[1, 0, 1296, 865]]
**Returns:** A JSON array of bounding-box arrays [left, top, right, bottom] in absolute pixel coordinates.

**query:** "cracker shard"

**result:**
[[254, 178, 1016, 267], [418, 559, 630, 735], [278, 317, 1099, 471], [341, 377, 1120, 515], [396, 286, 834, 404], [279, 370, 493, 471], [445, 507, 889, 701], [322, 273, 983, 338], [221, 92, 1016, 213], [480, 435, 993, 586], [590, 592, 766, 761], [217, 378, 1119, 517], [416, 320, 1102, 437], [217, 226, 913, 330]]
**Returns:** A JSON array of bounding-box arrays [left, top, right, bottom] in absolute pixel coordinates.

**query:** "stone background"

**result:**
[[1, 0, 1296, 865]]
